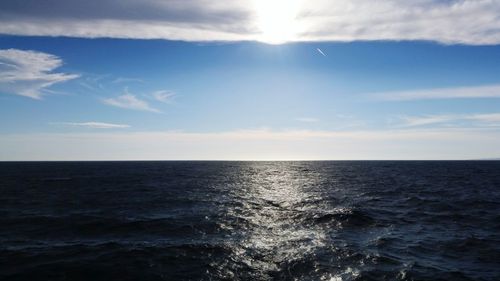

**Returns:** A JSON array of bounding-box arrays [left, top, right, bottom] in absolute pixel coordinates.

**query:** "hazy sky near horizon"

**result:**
[[1, 0, 500, 160]]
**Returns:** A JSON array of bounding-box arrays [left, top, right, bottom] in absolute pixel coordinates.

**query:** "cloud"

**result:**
[[398, 113, 500, 127], [151, 90, 175, 103], [297, 0, 500, 45], [468, 113, 500, 124], [398, 115, 458, 127], [53, 122, 130, 129], [102, 91, 160, 113], [296, 117, 319, 123], [0, 48, 78, 99], [111, 77, 144, 84], [1, 1, 500, 45], [372, 84, 500, 101], [1, 128, 500, 160], [0, 0, 254, 41]]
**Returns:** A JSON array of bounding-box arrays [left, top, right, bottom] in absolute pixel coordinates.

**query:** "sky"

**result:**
[[1, 0, 500, 160]]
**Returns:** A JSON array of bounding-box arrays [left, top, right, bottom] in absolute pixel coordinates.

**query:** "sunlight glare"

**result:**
[[254, 0, 302, 44]]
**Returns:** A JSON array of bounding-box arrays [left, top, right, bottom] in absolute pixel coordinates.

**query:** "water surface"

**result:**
[[0, 161, 499, 280]]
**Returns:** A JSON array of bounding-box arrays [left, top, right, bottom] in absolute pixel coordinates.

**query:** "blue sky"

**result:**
[[1, 0, 500, 160]]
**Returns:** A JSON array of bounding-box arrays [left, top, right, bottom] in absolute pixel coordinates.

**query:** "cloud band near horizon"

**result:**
[[1, 128, 499, 161]]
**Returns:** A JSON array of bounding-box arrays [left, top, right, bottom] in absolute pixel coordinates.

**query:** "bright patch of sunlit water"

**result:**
[[214, 163, 330, 279]]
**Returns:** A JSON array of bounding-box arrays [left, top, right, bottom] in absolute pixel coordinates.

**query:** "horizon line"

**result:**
[[1, 159, 499, 162]]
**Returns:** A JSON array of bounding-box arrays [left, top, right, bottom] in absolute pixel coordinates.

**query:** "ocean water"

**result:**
[[0, 161, 499, 281]]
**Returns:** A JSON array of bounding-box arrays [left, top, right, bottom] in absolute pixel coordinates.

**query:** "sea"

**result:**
[[0, 161, 499, 281]]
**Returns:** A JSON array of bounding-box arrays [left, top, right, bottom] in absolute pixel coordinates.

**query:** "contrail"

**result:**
[[317, 48, 326, 57]]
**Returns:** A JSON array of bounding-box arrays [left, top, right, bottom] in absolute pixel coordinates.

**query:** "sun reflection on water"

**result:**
[[215, 162, 331, 279]]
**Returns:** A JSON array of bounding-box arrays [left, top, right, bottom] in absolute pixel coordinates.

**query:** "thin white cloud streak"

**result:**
[[468, 113, 500, 123], [373, 84, 500, 101], [53, 122, 130, 129], [102, 92, 160, 113], [399, 115, 459, 127], [0, 17, 253, 42], [1, 128, 500, 160], [1, 0, 500, 45], [316, 48, 326, 57], [296, 117, 319, 123], [398, 113, 500, 127], [151, 90, 175, 103], [111, 77, 144, 84], [0, 49, 78, 99]]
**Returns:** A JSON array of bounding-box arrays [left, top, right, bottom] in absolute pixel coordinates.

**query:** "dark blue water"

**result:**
[[0, 161, 499, 281]]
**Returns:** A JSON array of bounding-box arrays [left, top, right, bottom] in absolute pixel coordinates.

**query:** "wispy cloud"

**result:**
[[1, 1, 500, 45], [372, 84, 500, 101], [111, 77, 144, 84], [53, 122, 130, 129], [0, 49, 78, 99], [296, 117, 319, 123], [468, 113, 500, 124], [151, 90, 175, 104], [102, 90, 160, 113], [398, 113, 500, 128], [316, 48, 326, 57], [398, 115, 458, 127]]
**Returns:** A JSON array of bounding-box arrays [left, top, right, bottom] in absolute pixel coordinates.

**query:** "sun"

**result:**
[[254, 0, 302, 44]]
